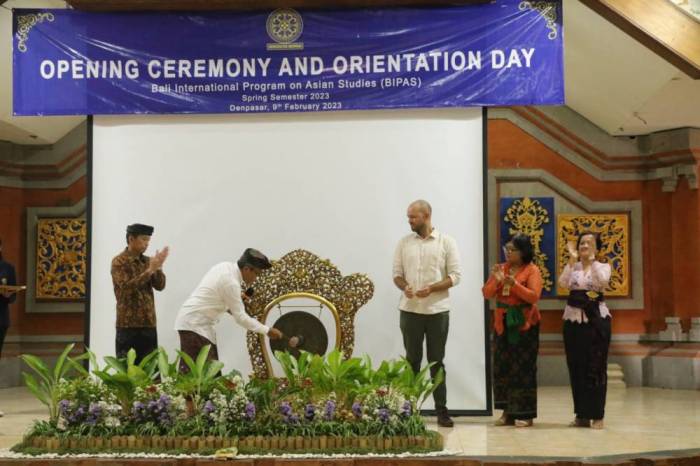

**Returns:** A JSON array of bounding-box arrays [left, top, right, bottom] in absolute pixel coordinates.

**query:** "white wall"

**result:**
[[90, 109, 487, 411]]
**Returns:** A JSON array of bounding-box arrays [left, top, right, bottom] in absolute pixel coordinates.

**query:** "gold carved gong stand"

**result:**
[[244, 249, 374, 379]]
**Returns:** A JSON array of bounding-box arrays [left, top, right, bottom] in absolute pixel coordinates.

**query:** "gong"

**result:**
[[269, 310, 329, 358]]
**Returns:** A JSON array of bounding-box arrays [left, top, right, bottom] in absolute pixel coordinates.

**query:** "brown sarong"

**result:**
[[178, 330, 219, 373]]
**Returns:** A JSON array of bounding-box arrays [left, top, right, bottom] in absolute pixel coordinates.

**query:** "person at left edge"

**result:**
[[0, 238, 17, 418], [111, 223, 169, 363]]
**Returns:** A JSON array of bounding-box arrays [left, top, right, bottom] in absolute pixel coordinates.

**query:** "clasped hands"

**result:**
[[403, 284, 433, 299]]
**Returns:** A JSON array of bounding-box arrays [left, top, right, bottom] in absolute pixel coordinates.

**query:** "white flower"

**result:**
[[57, 418, 67, 431], [104, 416, 120, 427]]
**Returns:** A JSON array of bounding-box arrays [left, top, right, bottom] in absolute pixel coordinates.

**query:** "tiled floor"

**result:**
[[427, 386, 700, 457], [1, 386, 699, 458]]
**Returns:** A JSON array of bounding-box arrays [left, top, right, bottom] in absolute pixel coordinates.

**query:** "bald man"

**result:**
[[392, 200, 462, 427]]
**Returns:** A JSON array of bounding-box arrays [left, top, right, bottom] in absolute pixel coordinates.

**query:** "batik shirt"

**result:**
[[111, 248, 166, 328]]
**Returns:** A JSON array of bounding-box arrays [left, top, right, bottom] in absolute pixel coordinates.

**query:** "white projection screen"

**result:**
[[89, 108, 490, 413]]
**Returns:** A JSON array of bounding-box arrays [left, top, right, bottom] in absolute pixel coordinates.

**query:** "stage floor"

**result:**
[[1, 386, 699, 460]]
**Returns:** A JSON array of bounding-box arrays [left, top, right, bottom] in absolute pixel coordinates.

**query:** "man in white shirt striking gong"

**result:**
[[175, 248, 283, 370]]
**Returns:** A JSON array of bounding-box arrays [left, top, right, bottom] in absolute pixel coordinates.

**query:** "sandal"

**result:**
[[494, 414, 515, 426], [569, 417, 590, 427]]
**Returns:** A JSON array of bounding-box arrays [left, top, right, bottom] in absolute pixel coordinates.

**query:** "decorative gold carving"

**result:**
[[245, 249, 374, 379], [519, 1, 559, 40], [35, 218, 87, 300], [503, 197, 553, 293], [557, 214, 630, 297], [16, 13, 55, 53]]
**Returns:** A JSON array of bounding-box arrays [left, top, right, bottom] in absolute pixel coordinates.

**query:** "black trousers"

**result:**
[[115, 327, 158, 363], [563, 318, 611, 420], [399, 310, 449, 410], [0, 325, 7, 359]]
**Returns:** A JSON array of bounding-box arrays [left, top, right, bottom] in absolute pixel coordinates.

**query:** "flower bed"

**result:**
[[14, 344, 444, 456]]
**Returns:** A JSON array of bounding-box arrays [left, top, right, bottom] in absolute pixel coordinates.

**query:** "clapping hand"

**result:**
[[491, 264, 506, 283], [567, 241, 579, 264], [148, 246, 170, 273], [415, 286, 432, 298]]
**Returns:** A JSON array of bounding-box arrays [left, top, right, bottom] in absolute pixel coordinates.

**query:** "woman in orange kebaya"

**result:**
[[483, 234, 543, 427]]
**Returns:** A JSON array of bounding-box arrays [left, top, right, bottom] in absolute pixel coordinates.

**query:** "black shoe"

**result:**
[[437, 408, 454, 428]]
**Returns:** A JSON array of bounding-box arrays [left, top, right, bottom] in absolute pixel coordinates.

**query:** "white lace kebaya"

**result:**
[[558, 261, 612, 323]]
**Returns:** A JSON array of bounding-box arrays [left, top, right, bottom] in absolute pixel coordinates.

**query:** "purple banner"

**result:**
[[13, 1, 563, 115]]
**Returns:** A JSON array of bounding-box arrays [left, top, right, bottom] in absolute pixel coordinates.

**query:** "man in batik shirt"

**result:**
[[111, 223, 169, 362]]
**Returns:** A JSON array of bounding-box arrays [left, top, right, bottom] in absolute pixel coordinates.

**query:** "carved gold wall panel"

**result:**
[[557, 214, 629, 297], [35, 218, 87, 300], [502, 196, 555, 295]]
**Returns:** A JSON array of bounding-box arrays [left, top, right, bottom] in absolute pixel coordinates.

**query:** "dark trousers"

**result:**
[[493, 323, 539, 420], [563, 319, 611, 420], [178, 330, 219, 373], [0, 325, 7, 359], [400, 310, 449, 410], [115, 327, 158, 363]]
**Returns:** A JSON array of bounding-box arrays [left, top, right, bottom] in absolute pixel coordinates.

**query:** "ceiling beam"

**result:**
[[580, 0, 700, 79]]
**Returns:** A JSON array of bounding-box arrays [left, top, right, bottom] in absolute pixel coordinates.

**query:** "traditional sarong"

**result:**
[[178, 330, 219, 373], [493, 316, 539, 420]]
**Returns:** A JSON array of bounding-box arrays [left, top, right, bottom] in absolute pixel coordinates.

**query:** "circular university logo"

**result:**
[[266, 9, 303, 44]]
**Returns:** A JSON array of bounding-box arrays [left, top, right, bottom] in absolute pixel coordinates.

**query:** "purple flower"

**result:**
[[85, 403, 102, 425], [132, 401, 145, 414], [304, 403, 316, 421], [202, 400, 216, 415], [378, 408, 390, 423], [65, 404, 89, 426], [279, 401, 299, 424], [279, 401, 292, 417], [400, 401, 412, 418], [244, 402, 256, 421], [323, 400, 336, 421], [85, 413, 98, 425], [352, 402, 362, 419], [58, 399, 71, 414]]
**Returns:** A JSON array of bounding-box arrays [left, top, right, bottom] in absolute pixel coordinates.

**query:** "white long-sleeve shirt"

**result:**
[[392, 229, 462, 315], [174, 262, 269, 343], [558, 261, 612, 323]]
